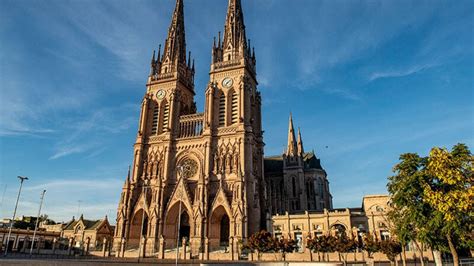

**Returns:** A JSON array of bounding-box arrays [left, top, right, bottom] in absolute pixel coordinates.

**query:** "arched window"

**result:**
[[292, 177, 297, 197], [218, 92, 226, 127], [231, 91, 238, 124], [162, 102, 170, 132], [151, 105, 159, 135], [318, 179, 324, 195]]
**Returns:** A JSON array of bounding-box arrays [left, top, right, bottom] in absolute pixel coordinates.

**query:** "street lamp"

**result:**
[[4, 176, 28, 256], [138, 179, 149, 260], [30, 190, 46, 255], [175, 165, 184, 266]]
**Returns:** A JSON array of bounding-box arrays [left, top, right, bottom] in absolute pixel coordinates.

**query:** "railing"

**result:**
[[178, 113, 204, 139], [214, 59, 241, 70]]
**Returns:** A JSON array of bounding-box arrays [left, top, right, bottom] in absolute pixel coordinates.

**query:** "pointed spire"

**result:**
[[222, 0, 247, 60], [124, 165, 131, 188], [162, 0, 187, 71], [286, 113, 297, 156], [149, 50, 156, 75], [188, 51, 191, 67], [157, 44, 161, 62], [297, 127, 304, 155]]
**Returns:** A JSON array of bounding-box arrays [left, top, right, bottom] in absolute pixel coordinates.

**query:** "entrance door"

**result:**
[[178, 212, 190, 242], [219, 214, 230, 246]]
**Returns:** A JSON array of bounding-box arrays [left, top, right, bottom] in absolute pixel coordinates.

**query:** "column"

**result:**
[[67, 238, 73, 255], [159, 236, 165, 259], [102, 238, 107, 257], [52, 238, 57, 254], [85, 238, 90, 254], [230, 236, 235, 261], [181, 238, 187, 260]]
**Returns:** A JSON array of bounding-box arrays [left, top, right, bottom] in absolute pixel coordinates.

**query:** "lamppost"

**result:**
[[4, 176, 28, 256], [138, 179, 149, 261], [30, 189, 46, 255], [175, 165, 184, 266]]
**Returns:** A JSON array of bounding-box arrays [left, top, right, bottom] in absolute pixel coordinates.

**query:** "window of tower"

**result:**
[[231, 91, 238, 124], [292, 177, 297, 197], [151, 105, 159, 134], [218, 93, 226, 127], [162, 102, 170, 132]]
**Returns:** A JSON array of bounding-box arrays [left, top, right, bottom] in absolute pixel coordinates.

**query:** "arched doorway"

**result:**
[[178, 211, 190, 242], [331, 223, 347, 237], [163, 201, 193, 249], [128, 209, 148, 247], [219, 214, 230, 246], [209, 206, 231, 251]]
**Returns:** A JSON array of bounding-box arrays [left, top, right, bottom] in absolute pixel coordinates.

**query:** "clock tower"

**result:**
[[114, 0, 266, 258]]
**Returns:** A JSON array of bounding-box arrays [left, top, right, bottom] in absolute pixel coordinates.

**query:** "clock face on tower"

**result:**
[[156, 89, 166, 99], [222, 77, 233, 88]]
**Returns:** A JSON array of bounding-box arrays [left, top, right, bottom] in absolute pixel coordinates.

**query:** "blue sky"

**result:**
[[0, 0, 473, 223]]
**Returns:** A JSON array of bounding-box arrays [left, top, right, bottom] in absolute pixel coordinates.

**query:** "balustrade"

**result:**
[[178, 113, 204, 138]]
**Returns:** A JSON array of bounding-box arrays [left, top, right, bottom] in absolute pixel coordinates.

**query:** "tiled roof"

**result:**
[[264, 152, 324, 174], [64, 217, 104, 231]]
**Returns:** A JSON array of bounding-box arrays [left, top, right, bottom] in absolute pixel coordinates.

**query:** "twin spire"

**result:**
[[286, 114, 304, 157], [149, 0, 194, 80], [212, 0, 255, 65], [149, 0, 253, 82]]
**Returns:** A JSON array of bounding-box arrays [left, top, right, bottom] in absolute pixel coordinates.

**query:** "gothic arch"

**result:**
[[159, 99, 170, 133], [330, 222, 347, 236], [128, 208, 149, 246], [147, 100, 159, 135], [163, 200, 194, 248], [209, 205, 232, 250], [228, 88, 238, 124], [217, 90, 226, 127]]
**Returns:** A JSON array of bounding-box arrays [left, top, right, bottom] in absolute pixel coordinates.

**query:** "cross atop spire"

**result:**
[[286, 113, 297, 156]]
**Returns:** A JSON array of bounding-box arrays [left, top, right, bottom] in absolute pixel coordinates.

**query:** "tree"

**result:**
[[387, 152, 439, 266], [387, 144, 473, 266], [334, 233, 358, 265], [422, 144, 474, 266], [274, 237, 297, 261], [307, 235, 323, 261], [380, 239, 402, 265], [363, 233, 380, 258], [247, 230, 276, 260]]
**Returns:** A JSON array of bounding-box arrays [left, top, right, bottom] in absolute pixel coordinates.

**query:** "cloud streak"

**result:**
[[369, 63, 439, 81]]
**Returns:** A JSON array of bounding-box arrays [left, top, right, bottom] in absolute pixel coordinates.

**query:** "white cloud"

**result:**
[[369, 63, 438, 81]]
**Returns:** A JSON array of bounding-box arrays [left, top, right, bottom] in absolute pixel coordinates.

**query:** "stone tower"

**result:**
[[264, 114, 332, 215], [113, 0, 266, 257]]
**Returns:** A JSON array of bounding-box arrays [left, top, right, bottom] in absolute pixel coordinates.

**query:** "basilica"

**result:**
[[113, 0, 391, 260]]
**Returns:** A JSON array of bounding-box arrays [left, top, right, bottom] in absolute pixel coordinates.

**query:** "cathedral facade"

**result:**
[[114, 0, 266, 257]]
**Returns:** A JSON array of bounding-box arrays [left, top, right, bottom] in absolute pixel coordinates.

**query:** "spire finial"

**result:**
[[297, 127, 304, 155], [157, 44, 162, 61], [188, 51, 191, 67], [161, 0, 187, 69], [223, 0, 247, 59], [286, 113, 297, 156]]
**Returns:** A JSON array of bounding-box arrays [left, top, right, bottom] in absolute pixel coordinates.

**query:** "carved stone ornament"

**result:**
[[179, 158, 198, 179]]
